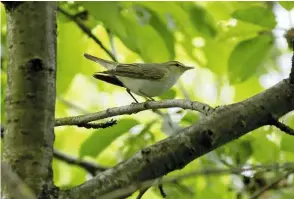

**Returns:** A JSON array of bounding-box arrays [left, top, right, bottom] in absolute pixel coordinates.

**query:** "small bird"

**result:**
[[84, 53, 193, 102]]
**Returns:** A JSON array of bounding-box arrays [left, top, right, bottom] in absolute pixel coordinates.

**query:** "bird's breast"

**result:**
[[118, 73, 181, 97]]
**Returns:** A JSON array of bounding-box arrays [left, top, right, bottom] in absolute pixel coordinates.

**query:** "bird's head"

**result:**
[[165, 61, 194, 73]]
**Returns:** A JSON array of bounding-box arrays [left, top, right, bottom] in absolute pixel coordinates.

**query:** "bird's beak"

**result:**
[[184, 66, 194, 70]]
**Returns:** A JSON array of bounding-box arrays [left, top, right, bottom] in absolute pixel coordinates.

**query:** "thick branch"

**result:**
[[58, 79, 294, 199], [57, 7, 117, 62], [55, 99, 214, 127]]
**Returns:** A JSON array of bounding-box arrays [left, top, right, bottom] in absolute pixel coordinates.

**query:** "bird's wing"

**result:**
[[92, 73, 125, 88], [98, 64, 168, 80]]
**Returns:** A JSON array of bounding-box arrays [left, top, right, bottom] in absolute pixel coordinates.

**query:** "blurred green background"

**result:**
[[1, 1, 294, 199]]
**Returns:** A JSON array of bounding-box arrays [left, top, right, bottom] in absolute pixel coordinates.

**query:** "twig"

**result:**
[[98, 163, 294, 199], [1, 125, 4, 138], [173, 180, 195, 195], [53, 149, 107, 176], [55, 99, 214, 127], [136, 188, 148, 199], [1, 162, 37, 199], [57, 97, 89, 114], [77, 119, 117, 129], [219, 157, 234, 168], [2, 125, 106, 176], [107, 29, 117, 59], [178, 81, 191, 100], [158, 184, 167, 198], [270, 117, 294, 136], [57, 7, 117, 62], [250, 170, 294, 199]]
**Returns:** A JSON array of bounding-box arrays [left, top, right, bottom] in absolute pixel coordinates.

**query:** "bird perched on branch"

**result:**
[[84, 53, 193, 102]]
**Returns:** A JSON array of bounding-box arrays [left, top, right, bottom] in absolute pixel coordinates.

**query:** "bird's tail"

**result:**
[[84, 53, 117, 69]]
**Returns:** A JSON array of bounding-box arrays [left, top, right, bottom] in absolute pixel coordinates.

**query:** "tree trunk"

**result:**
[[2, 2, 57, 198]]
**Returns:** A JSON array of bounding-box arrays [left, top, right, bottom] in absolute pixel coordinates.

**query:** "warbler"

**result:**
[[84, 53, 193, 102]]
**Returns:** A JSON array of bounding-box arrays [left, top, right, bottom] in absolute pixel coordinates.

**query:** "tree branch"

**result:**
[[76, 119, 117, 129], [57, 7, 117, 62], [106, 29, 117, 59], [53, 150, 107, 176], [57, 96, 89, 114], [57, 79, 294, 199], [289, 39, 294, 84], [55, 99, 214, 127], [270, 118, 294, 136], [2, 126, 107, 176]]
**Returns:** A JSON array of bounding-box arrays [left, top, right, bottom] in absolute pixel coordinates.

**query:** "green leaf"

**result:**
[[66, 167, 87, 187], [218, 21, 265, 41], [279, 1, 294, 10], [52, 160, 61, 185], [252, 139, 279, 163], [79, 2, 126, 36], [234, 140, 253, 164], [120, 121, 156, 159], [250, 130, 280, 163], [281, 134, 294, 153], [79, 119, 139, 158], [187, 4, 217, 38], [228, 35, 272, 84], [179, 35, 204, 64], [232, 6, 277, 29], [57, 19, 88, 95], [80, 2, 173, 62], [123, 12, 172, 62], [158, 89, 176, 100], [205, 2, 263, 21], [203, 38, 235, 75], [79, 2, 137, 54], [181, 111, 199, 124], [217, 139, 253, 165], [130, 2, 212, 62], [233, 76, 263, 102], [133, 1, 194, 37], [138, 6, 175, 59]]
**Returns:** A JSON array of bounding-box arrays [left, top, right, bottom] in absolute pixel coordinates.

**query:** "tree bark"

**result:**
[[2, 2, 57, 198]]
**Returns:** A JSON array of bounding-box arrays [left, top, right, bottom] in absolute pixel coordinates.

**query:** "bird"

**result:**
[[84, 53, 193, 102]]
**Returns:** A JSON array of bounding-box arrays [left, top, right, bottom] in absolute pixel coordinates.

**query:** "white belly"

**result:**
[[118, 74, 180, 97]]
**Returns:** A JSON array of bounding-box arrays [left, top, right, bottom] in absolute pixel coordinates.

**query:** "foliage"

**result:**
[[1, 1, 294, 199]]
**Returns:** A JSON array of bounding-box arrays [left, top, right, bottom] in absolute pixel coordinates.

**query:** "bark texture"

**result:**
[[59, 79, 294, 199], [3, 2, 57, 198]]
